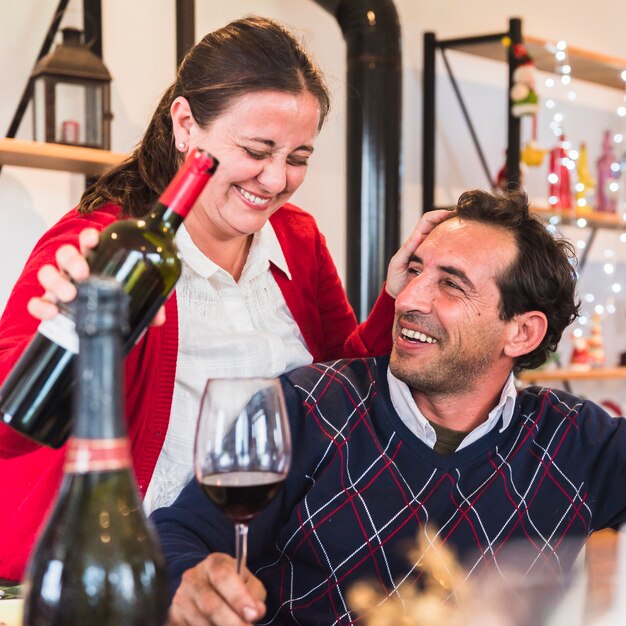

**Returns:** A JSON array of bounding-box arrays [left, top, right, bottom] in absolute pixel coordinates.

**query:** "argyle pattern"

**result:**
[[153, 356, 626, 625]]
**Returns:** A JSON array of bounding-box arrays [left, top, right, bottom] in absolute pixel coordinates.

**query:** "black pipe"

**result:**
[[312, 0, 402, 321]]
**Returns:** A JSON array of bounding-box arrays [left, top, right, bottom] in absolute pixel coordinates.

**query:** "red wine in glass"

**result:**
[[200, 471, 285, 523], [194, 378, 291, 575]]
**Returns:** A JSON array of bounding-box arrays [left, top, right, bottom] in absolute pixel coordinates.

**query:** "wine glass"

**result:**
[[194, 377, 292, 576]]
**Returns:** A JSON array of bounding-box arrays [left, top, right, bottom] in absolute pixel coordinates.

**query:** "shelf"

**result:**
[[449, 34, 626, 91], [0, 138, 126, 176], [531, 205, 626, 230], [517, 366, 626, 382]]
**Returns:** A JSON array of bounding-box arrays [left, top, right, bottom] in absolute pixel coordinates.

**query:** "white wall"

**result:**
[[2, 0, 626, 405]]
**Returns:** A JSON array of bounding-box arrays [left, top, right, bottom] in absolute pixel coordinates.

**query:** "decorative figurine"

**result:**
[[587, 313, 606, 368], [569, 334, 591, 371], [510, 44, 539, 118]]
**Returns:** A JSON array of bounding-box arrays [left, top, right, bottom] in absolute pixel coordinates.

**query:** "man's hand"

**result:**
[[167, 553, 267, 626], [385, 209, 454, 298], [27, 227, 166, 326]]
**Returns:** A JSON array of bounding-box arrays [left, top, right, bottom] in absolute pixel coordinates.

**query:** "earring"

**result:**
[[178, 141, 186, 150]]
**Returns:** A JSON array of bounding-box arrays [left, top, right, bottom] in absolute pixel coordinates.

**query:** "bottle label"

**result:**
[[38, 312, 79, 354], [65, 437, 132, 473]]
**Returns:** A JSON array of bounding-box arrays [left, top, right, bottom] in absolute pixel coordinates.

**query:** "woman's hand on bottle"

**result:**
[[167, 553, 267, 626], [27, 227, 166, 326], [384, 209, 454, 298]]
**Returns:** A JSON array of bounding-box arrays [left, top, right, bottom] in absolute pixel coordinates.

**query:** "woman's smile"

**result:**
[[234, 185, 272, 209]]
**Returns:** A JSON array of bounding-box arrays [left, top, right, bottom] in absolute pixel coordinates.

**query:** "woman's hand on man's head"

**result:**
[[385, 209, 454, 298]]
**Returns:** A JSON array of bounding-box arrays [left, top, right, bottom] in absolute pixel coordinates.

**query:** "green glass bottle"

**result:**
[[22, 276, 168, 625], [0, 148, 218, 447]]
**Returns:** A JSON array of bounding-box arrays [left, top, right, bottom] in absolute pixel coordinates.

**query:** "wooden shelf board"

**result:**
[[532, 204, 626, 230], [518, 366, 626, 382], [449, 35, 626, 91], [0, 138, 126, 176]]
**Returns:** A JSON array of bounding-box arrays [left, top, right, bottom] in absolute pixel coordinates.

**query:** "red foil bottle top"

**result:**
[[160, 148, 219, 217]]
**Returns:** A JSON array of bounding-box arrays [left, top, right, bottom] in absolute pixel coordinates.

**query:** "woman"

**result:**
[[0, 15, 449, 581]]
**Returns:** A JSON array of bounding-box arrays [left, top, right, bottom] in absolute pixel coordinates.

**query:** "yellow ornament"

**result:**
[[521, 141, 547, 167]]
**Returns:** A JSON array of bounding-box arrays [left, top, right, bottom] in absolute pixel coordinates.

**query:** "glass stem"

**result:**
[[235, 522, 249, 577]]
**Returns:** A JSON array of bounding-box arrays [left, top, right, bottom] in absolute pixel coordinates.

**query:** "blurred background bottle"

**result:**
[[596, 130, 619, 213], [548, 134, 573, 211], [21, 277, 168, 626]]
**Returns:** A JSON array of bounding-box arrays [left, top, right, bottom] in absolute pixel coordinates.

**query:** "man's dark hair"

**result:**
[[455, 188, 580, 371]]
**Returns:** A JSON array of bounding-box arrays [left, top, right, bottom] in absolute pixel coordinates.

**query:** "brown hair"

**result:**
[[454, 188, 580, 372], [79, 15, 330, 217]]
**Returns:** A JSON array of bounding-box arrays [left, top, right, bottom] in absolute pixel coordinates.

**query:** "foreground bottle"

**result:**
[[0, 148, 218, 447], [22, 276, 168, 626]]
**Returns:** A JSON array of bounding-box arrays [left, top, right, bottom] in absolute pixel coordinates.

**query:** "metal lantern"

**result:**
[[31, 27, 112, 149]]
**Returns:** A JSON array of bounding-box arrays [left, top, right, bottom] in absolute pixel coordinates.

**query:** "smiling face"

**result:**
[[389, 218, 520, 399], [174, 89, 321, 243]]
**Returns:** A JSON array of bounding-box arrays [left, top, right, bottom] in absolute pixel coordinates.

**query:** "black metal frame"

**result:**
[[175, 0, 195, 68], [422, 17, 523, 212], [5, 0, 71, 140], [83, 0, 103, 57]]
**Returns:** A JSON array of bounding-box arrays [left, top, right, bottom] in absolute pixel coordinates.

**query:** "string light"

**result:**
[[545, 40, 576, 211], [541, 45, 626, 356]]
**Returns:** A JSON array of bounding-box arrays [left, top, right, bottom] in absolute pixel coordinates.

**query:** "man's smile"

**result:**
[[400, 327, 438, 344]]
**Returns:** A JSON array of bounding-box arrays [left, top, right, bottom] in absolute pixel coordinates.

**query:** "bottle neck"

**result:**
[[144, 202, 186, 234], [141, 148, 218, 235], [146, 148, 217, 233], [67, 326, 129, 472], [73, 318, 125, 427]]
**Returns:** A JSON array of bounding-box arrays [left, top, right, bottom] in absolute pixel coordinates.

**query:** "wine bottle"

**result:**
[[0, 148, 218, 448], [596, 129, 619, 213], [22, 276, 168, 626]]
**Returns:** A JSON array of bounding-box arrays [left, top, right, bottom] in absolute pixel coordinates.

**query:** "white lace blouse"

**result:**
[[143, 223, 313, 514]]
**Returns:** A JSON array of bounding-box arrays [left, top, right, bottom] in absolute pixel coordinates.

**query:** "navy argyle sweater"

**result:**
[[152, 357, 626, 624]]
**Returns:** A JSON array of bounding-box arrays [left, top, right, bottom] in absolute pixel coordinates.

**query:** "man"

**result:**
[[152, 189, 626, 625]]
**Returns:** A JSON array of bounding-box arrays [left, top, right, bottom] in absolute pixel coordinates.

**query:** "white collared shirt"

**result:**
[[387, 367, 517, 452], [143, 223, 313, 514]]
